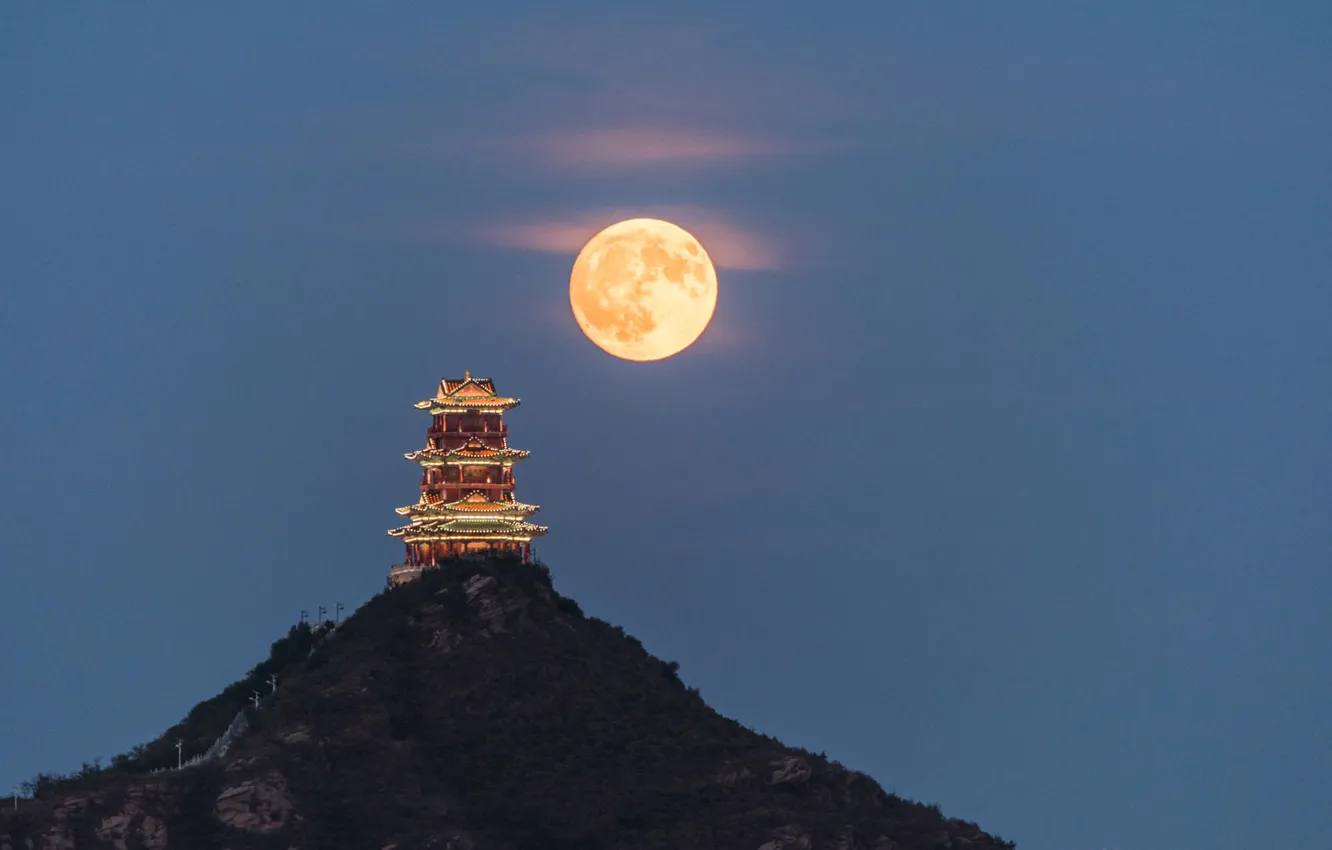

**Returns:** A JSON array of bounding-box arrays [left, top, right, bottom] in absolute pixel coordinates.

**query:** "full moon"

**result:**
[[569, 218, 718, 362]]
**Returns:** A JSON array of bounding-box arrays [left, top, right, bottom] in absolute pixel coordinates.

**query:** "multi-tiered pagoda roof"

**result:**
[[404, 436, 531, 466], [396, 490, 542, 520], [387, 372, 547, 585], [413, 376, 521, 413], [388, 517, 550, 545]]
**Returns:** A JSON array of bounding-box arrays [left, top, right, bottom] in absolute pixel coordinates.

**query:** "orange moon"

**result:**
[[569, 218, 718, 361]]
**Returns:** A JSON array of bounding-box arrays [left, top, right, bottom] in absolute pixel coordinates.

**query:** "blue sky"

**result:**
[[2, 4, 1329, 849]]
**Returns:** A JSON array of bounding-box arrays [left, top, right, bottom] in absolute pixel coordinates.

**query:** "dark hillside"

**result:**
[[1, 556, 1016, 850]]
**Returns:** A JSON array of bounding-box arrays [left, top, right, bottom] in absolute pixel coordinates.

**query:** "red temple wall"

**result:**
[[431, 413, 508, 450]]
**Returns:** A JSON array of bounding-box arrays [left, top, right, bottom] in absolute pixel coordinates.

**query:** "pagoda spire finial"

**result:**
[[464, 369, 471, 380]]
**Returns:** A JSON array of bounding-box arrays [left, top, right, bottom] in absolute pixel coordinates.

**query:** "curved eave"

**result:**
[[414, 399, 521, 413], [387, 522, 549, 542], [398, 532, 547, 543], [405, 450, 531, 467], [395, 503, 541, 519]]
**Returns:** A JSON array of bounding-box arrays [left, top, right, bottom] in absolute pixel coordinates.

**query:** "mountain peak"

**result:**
[[1, 557, 1016, 850]]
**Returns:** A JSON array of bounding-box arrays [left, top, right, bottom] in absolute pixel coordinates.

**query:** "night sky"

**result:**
[[2, 5, 1330, 849]]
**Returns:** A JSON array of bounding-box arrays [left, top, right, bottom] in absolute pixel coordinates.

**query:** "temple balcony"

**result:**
[[430, 425, 508, 437]]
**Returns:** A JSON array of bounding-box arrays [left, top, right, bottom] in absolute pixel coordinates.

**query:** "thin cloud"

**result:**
[[520, 128, 793, 169], [355, 13, 1317, 165], [475, 208, 782, 271]]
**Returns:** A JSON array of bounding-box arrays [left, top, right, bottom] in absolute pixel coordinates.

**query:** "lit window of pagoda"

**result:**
[[387, 372, 548, 585]]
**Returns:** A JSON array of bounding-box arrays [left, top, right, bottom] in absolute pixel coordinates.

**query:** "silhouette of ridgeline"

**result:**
[[1, 556, 1017, 850]]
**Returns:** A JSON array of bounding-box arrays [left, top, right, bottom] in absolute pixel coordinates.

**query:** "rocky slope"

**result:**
[[1, 557, 1016, 850]]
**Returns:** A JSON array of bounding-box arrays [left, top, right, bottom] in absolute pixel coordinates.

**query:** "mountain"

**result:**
[[1, 557, 1017, 850]]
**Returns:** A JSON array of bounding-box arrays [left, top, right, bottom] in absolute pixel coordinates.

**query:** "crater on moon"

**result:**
[[569, 218, 718, 362]]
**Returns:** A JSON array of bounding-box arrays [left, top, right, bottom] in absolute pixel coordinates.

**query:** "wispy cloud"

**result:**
[[473, 207, 782, 271], [515, 128, 792, 170], [357, 12, 1315, 167]]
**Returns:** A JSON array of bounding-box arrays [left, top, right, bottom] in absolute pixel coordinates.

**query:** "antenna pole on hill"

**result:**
[[251, 691, 261, 710], [175, 738, 183, 769], [300, 609, 308, 625], [335, 602, 344, 622], [318, 605, 327, 624], [268, 674, 278, 694]]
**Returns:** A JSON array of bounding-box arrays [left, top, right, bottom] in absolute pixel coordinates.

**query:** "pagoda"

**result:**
[[387, 372, 548, 585]]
